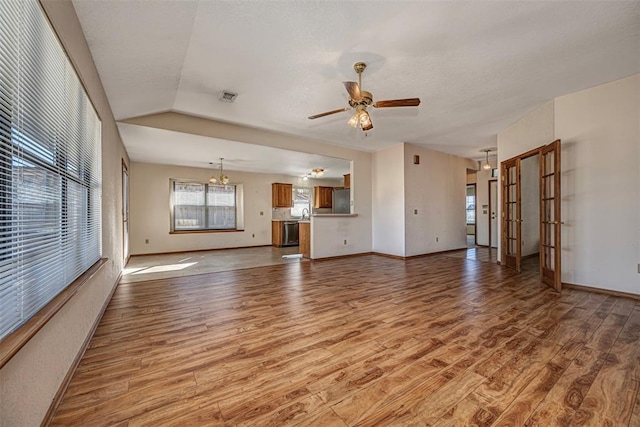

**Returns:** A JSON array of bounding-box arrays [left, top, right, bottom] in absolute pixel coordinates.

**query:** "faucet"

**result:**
[[301, 208, 309, 220]]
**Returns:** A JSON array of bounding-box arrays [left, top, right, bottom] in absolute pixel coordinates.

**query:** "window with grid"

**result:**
[[0, 0, 102, 342], [172, 182, 238, 230], [290, 186, 310, 217]]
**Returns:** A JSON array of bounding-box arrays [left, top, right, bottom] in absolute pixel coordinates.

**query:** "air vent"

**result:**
[[218, 90, 238, 103]]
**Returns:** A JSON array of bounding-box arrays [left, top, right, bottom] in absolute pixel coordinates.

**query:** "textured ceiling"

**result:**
[[73, 0, 640, 164]]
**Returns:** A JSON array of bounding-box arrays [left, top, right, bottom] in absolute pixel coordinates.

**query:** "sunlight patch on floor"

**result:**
[[125, 262, 198, 275]]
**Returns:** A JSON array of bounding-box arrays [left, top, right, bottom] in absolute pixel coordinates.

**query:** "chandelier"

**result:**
[[311, 168, 325, 177], [209, 158, 229, 185]]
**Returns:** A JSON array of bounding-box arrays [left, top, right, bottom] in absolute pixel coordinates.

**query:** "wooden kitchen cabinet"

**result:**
[[313, 186, 333, 209], [272, 220, 283, 247], [343, 174, 350, 189], [272, 183, 293, 208], [299, 221, 310, 258]]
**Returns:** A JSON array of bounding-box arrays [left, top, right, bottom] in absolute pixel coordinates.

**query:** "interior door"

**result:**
[[501, 158, 521, 271], [489, 180, 498, 248], [539, 139, 561, 291]]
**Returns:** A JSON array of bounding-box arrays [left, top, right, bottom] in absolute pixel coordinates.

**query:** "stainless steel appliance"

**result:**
[[333, 188, 350, 214], [282, 221, 299, 246]]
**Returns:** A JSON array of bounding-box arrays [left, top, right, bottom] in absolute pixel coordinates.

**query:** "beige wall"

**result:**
[[554, 74, 639, 294], [371, 143, 473, 257], [474, 166, 494, 247], [404, 144, 473, 257], [130, 162, 340, 254], [372, 144, 406, 256], [125, 113, 373, 258], [0, 1, 128, 426], [496, 100, 555, 258], [497, 75, 640, 295]]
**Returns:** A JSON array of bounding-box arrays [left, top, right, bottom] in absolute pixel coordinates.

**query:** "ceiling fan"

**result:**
[[308, 62, 421, 132]]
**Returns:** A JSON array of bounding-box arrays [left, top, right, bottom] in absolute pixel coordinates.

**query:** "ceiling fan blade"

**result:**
[[373, 98, 421, 108], [308, 107, 349, 120], [343, 81, 362, 101]]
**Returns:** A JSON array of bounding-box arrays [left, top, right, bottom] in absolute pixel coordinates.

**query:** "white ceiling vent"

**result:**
[[218, 90, 238, 103]]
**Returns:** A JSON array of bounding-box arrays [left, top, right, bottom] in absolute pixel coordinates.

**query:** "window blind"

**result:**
[[0, 0, 102, 342], [172, 182, 236, 231]]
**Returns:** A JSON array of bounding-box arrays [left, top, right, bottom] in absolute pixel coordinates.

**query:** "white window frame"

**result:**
[[170, 179, 244, 232]]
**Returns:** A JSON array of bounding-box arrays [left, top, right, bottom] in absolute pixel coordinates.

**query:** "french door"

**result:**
[[501, 140, 562, 291], [540, 140, 561, 291], [501, 158, 521, 271]]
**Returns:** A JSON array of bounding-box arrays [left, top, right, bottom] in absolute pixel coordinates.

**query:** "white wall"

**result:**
[[555, 74, 639, 295], [372, 144, 406, 256], [404, 144, 473, 257], [0, 2, 128, 425], [520, 155, 540, 256]]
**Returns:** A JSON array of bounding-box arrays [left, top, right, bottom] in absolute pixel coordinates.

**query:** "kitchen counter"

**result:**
[[311, 213, 358, 217]]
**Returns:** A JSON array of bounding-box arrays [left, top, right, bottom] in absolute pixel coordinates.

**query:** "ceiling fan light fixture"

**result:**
[[359, 110, 372, 128], [347, 112, 360, 128], [311, 168, 324, 177], [308, 61, 420, 135]]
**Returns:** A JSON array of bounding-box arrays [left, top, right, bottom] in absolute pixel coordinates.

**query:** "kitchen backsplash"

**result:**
[[272, 208, 292, 220]]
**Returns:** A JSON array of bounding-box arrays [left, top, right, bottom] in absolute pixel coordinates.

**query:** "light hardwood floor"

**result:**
[[50, 249, 640, 426]]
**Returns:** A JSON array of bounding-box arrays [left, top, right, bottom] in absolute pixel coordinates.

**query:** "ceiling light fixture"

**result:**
[[480, 149, 494, 171], [311, 168, 324, 177], [209, 158, 229, 185]]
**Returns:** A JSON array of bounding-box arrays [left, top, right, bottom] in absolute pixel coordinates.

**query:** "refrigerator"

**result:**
[[333, 188, 350, 214]]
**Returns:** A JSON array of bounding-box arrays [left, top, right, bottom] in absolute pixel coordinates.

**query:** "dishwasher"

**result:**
[[282, 221, 299, 246]]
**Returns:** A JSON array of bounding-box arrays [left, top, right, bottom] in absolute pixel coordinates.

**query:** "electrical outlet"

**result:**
[[414, 209, 418, 215], [252, 233, 255, 238], [637, 263, 640, 274], [436, 237, 439, 242], [344, 239, 347, 245], [145, 239, 149, 244], [260, 211, 264, 216]]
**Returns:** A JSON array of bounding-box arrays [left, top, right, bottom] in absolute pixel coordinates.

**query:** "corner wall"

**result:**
[[372, 144, 406, 256], [0, 1, 128, 425], [403, 144, 472, 256]]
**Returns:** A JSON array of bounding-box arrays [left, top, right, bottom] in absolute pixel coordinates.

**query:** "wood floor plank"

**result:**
[[524, 346, 608, 426], [49, 249, 639, 426]]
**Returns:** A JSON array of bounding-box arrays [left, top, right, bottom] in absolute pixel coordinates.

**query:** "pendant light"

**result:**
[[481, 149, 493, 171], [209, 158, 229, 185]]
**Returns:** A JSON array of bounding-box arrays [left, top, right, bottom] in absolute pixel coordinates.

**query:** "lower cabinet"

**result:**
[[272, 221, 283, 247], [299, 222, 310, 258]]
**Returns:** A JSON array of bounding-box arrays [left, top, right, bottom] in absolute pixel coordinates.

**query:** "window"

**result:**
[[466, 184, 476, 225], [171, 181, 244, 231], [291, 186, 310, 217], [0, 0, 102, 342]]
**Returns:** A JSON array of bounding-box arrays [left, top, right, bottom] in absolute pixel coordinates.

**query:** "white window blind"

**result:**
[[0, 0, 102, 342], [172, 182, 237, 230]]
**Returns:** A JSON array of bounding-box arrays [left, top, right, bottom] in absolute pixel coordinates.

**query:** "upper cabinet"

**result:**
[[313, 186, 333, 209], [343, 174, 350, 189], [272, 183, 293, 207]]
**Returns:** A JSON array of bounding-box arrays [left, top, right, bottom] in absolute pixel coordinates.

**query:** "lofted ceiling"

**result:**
[[72, 0, 640, 170]]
